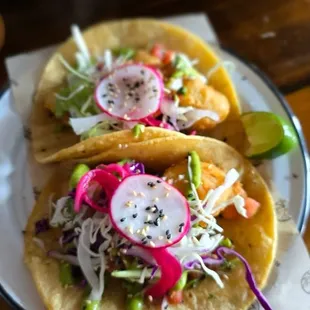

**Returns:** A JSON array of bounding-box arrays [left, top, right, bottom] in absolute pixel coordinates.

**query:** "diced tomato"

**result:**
[[222, 197, 260, 220], [168, 290, 183, 305], [244, 197, 260, 218], [151, 44, 164, 59], [162, 50, 175, 64]]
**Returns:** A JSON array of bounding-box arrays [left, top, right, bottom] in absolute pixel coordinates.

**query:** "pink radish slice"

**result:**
[[109, 174, 190, 249], [74, 169, 120, 213], [95, 64, 163, 121], [145, 248, 182, 298], [141, 116, 174, 130]]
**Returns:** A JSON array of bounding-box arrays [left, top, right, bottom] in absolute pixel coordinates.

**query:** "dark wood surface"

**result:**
[[1, 1, 310, 309], [2, 0, 310, 91]]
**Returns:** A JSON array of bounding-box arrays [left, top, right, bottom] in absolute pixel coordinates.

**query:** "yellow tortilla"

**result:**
[[25, 136, 276, 309], [32, 18, 240, 164]]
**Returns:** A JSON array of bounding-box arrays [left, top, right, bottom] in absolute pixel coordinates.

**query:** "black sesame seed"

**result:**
[[156, 180, 161, 183], [142, 240, 148, 245], [102, 94, 107, 97], [128, 244, 133, 249], [147, 182, 156, 188], [178, 226, 183, 233], [179, 223, 185, 227], [154, 218, 160, 226], [140, 70, 145, 75], [165, 230, 170, 236], [147, 235, 152, 239], [144, 221, 154, 225], [141, 237, 147, 242], [167, 234, 172, 240], [108, 83, 113, 87], [152, 205, 158, 213], [120, 218, 126, 222], [135, 204, 137, 208], [135, 97, 140, 102], [146, 206, 152, 211], [134, 81, 140, 88], [132, 213, 138, 218], [126, 83, 131, 88]]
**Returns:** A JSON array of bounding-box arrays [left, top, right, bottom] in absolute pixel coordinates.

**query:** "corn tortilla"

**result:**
[[32, 18, 240, 164], [25, 137, 276, 309]]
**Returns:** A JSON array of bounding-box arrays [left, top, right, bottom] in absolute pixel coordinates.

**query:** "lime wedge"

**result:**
[[241, 112, 298, 159]]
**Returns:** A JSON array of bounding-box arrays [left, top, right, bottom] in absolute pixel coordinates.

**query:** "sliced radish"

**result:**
[[109, 174, 190, 249], [145, 248, 182, 298], [74, 169, 120, 213], [95, 64, 163, 121]]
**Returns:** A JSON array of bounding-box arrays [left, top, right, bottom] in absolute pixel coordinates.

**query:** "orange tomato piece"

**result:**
[[222, 197, 260, 220], [162, 50, 175, 64], [150, 44, 164, 59], [168, 290, 183, 305]]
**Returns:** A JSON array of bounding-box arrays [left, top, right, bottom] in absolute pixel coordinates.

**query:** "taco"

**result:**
[[24, 137, 276, 309], [32, 19, 240, 164]]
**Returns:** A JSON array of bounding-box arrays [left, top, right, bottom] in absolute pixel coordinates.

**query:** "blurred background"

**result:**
[[1, 0, 310, 92]]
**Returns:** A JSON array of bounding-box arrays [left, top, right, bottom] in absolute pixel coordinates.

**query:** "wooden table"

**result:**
[[0, 0, 309, 308]]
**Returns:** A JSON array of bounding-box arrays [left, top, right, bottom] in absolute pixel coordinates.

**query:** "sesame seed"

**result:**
[[147, 235, 152, 239], [138, 192, 145, 197], [127, 226, 133, 234], [147, 182, 156, 188], [132, 191, 137, 196], [118, 144, 122, 149], [120, 218, 126, 222], [148, 295, 153, 302], [163, 215, 168, 221], [164, 186, 171, 191], [145, 226, 150, 232], [179, 223, 185, 227], [136, 229, 141, 234], [167, 240, 172, 244], [149, 241, 155, 247], [146, 206, 152, 211], [125, 201, 133, 207], [153, 197, 159, 202], [165, 230, 170, 235], [162, 177, 167, 181], [158, 235, 164, 240], [165, 192, 170, 197], [132, 213, 138, 219], [142, 240, 148, 245], [141, 229, 147, 236], [108, 108, 112, 112], [167, 179, 173, 184], [178, 174, 185, 180], [167, 234, 172, 240], [146, 214, 151, 221], [154, 218, 160, 227]]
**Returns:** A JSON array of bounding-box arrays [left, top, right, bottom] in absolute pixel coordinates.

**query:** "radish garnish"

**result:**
[[74, 169, 120, 213], [145, 248, 182, 298], [109, 174, 190, 248], [95, 64, 163, 121]]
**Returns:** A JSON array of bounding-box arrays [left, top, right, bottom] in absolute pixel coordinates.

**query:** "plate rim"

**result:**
[[220, 46, 310, 233], [0, 47, 309, 310]]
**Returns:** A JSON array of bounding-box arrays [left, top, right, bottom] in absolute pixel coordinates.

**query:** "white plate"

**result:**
[[0, 48, 309, 309]]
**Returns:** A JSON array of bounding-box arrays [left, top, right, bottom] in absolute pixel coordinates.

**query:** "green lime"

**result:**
[[241, 112, 298, 159]]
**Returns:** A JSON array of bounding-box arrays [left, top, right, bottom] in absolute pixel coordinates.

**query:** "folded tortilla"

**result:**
[[32, 19, 240, 164], [24, 136, 276, 309]]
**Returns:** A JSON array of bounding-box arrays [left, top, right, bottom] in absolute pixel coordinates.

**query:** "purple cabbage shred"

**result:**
[[215, 247, 272, 310], [35, 218, 50, 235]]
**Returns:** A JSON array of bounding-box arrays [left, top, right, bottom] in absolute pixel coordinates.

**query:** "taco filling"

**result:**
[[51, 25, 233, 140], [31, 153, 272, 310]]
